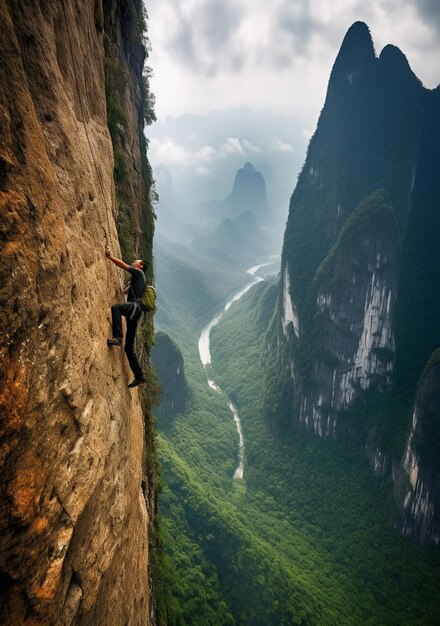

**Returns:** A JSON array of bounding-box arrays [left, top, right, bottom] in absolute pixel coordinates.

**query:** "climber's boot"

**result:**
[[128, 377, 146, 388], [107, 337, 122, 346]]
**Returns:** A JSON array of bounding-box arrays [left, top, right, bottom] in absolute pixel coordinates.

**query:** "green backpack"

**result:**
[[140, 284, 157, 312]]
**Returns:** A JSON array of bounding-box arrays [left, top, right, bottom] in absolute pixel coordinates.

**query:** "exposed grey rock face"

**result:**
[[365, 437, 388, 476], [283, 191, 399, 437], [395, 351, 440, 544]]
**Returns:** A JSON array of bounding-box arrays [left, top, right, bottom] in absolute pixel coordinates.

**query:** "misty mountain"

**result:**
[[190, 210, 270, 268], [149, 107, 304, 219], [222, 162, 270, 222], [266, 21, 440, 542], [195, 162, 269, 224], [189, 162, 279, 267]]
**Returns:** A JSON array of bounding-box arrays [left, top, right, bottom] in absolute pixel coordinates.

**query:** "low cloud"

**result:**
[[150, 0, 325, 78], [243, 139, 263, 153], [418, 0, 440, 25], [220, 137, 245, 156], [271, 138, 295, 153], [275, 0, 322, 58], [149, 137, 216, 167], [165, 0, 244, 76], [148, 0, 440, 122], [218, 137, 262, 156], [150, 134, 267, 172]]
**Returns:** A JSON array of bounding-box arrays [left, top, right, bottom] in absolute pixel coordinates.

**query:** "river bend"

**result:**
[[198, 264, 268, 479]]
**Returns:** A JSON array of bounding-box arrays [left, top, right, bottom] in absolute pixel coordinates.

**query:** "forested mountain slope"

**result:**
[[268, 21, 440, 543]]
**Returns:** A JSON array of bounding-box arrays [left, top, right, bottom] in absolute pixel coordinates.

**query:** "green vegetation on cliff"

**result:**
[[151, 331, 189, 418], [103, 0, 161, 617], [104, 0, 156, 273], [277, 23, 440, 444]]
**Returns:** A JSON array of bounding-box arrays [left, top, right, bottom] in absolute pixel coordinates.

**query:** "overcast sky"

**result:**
[[145, 0, 440, 214], [146, 0, 440, 128]]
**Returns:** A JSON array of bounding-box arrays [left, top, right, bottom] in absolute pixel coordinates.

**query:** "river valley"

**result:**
[[197, 261, 276, 479]]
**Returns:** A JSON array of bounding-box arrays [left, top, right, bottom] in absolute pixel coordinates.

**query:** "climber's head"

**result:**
[[132, 259, 147, 271]]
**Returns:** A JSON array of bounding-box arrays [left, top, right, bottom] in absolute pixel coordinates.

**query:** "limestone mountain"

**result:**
[[267, 22, 440, 542], [395, 349, 440, 543], [222, 161, 270, 222], [0, 1, 157, 623], [190, 162, 277, 268], [196, 161, 270, 227]]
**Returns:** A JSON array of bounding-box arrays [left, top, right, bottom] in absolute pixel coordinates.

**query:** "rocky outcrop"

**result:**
[[151, 332, 188, 417], [0, 1, 155, 623], [395, 350, 440, 544]]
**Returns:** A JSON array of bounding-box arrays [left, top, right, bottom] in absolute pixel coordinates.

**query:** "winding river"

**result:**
[[197, 264, 269, 479]]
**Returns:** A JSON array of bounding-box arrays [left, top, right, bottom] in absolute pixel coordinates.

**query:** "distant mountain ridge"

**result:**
[[154, 164, 195, 244], [266, 21, 440, 543], [148, 107, 305, 215]]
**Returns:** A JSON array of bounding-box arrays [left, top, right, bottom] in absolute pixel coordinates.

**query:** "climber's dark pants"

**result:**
[[111, 303, 143, 379]]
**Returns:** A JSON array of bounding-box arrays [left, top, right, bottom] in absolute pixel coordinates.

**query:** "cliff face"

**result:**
[[0, 1, 155, 623], [395, 350, 440, 544], [268, 22, 440, 541], [151, 332, 188, 418], [285, 190, 399, 438]]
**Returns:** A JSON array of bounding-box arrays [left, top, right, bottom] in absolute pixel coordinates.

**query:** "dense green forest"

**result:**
[[154, 275, 440, 625]]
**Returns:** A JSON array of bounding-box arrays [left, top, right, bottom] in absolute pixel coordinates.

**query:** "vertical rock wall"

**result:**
[[0, 1, 153, 623], [292, 190, 399, 437], [395, 351, 440, 544]]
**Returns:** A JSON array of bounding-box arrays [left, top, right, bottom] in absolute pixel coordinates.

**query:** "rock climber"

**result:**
[[105, 244, 147, 388]]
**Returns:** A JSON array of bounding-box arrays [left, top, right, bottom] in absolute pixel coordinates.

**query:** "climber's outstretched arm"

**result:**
[[105, 245, 130, 271]]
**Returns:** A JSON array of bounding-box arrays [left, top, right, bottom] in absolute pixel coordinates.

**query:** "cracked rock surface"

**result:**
[[0, 1, 150, 623]]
